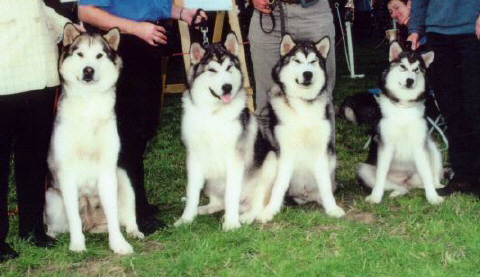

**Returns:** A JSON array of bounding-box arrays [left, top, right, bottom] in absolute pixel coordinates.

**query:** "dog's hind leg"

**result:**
[[117, 168, 144, 239], [358, 163, 409, 198], [198, 196, 224, 215], [58, 172, 86, 252], [98, 169, 133, 254]]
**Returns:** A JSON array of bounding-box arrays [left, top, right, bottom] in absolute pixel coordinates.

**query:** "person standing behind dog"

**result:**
[[249, 0, 336, 113], [408, 0, 480, 196], [77, 1, 206, 235], [0, 0, 77, 262]]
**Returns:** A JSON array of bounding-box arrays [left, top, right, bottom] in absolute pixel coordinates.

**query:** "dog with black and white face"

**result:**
[[176, 33, 278, 230], [358, 41, 444, 205], [47, 24, 143, 255], [256, 34, 345, 223]]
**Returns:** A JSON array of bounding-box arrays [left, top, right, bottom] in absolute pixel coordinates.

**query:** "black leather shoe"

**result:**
[[138, 215, 166, 236], [0, 243, 19, 263], [20, 231, 56, 248]]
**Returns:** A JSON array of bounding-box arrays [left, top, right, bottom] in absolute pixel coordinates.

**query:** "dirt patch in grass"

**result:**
[[345, 209, 376, 224], [140, 240, 166, 252]]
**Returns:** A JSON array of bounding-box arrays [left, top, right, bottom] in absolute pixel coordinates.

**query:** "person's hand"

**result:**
[[476, 14, 480, 40], [407, 32, 419, 50], [252, 0, 272, 14], [133, 22, 167, 46], [73, 23, 86, 32], [180, 8, 207, 26]]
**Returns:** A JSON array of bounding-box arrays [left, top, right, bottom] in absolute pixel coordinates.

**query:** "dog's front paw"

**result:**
[[365, 193, 382, 204], [239, 212, 257, 225], [174, 217, 193, 227], [222, 220, 241, 231], [257, 209, 276, 224], [69, 240, 86, 252], [389, 188, 408, 198], [110, 239, 134, 255], [127, 229, 145, 240], [325, 205, 345, 218], [427, 194, 444, 205]]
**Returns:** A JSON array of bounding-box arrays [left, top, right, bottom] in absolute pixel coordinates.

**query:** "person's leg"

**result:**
[[457, 34, 480, 193], [0, 95, 18, 262], [248, 9, 283, 113], [116, 35, 164, 234], [428, 33, 477, 194], [286, 0, 336, 96], [14, 88, 56, 247]]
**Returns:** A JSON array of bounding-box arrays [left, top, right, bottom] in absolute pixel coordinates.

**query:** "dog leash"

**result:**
[[260, 0, 286, 36], [190, 9, 210, 46]]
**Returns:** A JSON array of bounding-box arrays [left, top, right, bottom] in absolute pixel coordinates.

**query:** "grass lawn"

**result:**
[[2, 33, 480, 277]]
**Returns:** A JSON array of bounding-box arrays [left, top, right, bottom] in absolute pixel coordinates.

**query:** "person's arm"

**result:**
[[78, 5, 167, 46], [252, 0, 272, 14], [170, 5, 207, 26], [407, 0, 429, 50], [41, 2, 71, 42]]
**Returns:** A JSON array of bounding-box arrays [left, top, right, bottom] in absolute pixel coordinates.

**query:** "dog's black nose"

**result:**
[[406, 78, 414, 88], [83, 67, 94, 82], [222, 84, 232, 94], [303, 71, 313, 82]]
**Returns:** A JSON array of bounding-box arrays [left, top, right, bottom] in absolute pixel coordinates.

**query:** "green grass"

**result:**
[[2, 37, 480, 277]]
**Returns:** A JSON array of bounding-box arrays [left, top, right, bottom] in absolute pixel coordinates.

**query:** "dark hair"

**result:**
[[388, 0, 408, 5]]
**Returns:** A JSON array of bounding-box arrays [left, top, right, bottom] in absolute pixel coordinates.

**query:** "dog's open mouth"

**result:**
[[296, 79, 312, 87]]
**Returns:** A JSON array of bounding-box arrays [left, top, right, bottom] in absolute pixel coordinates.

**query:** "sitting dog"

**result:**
[[174, 33, 278, 230], [46, 24, 143, 254], [358, 42, 444, 204], [256, 34, 345, 223]]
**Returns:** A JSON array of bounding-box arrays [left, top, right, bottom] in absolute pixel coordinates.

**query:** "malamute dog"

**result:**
[[358, 42, 444, 204], [46, 24, 143, 254], [174, 33, 277, 230], [256, 34, 345, 223]]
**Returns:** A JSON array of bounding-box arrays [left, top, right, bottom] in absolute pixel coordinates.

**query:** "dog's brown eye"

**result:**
[[309, 60, 317, 64], [208, 68, 217, 73], [400, 65, 407, 71], [293, 59, 301, 64], [96, 53, 103, 59], [226, 65, 232, 71], [413, 68, 419, 73], [77, 52, 83, 58]]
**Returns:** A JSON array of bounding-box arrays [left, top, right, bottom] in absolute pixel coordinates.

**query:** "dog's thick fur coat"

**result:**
[[174, 34, 277, 230], [46, 24, 143, 254], [256, 34, 345, 223], [358, 42, 444, 204]]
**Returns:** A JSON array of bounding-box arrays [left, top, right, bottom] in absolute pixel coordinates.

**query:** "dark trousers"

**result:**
[[115, 34, 163, 220], [0, 88, 56, 243], [427, 33, 480, 182]]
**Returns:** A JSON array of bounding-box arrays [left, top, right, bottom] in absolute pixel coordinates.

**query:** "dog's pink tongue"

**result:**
[[221, 94, 232, 104]]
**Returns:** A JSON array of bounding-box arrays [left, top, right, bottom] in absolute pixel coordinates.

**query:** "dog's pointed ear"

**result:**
[[103, 28, 121, 51], [190, 42, 205, 65], [389, 41, 402, 61], [280, 34, 295, 56], [63, 23, 81, 47], [224, 32, 239, 56], [421, 51, 434, 68], [315, 36, 330, 59]]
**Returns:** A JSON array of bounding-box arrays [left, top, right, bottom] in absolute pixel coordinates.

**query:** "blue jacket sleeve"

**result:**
[[409, 0, 429, 36]]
